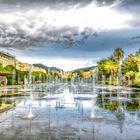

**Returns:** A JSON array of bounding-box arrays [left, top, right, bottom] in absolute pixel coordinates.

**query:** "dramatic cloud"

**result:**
[[0, 0, 117, 10], [0, 1, 132, 48], [0, 0, 140, 70]]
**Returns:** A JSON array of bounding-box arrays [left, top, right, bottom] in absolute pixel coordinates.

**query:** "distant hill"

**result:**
[[72, 66, 97, 72], [33, 64, 63, 72], [33, 63, 97, 73]]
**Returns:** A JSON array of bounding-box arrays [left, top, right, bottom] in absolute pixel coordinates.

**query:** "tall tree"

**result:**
[[113, 48, 124, 62]]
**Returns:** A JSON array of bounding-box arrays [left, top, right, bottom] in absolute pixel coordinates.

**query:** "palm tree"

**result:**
[[113, 48, 124, 86], [113, 48, 124, 63]]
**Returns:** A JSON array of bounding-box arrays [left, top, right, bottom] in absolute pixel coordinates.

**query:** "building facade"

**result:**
[[15, 61, 29, 71], [0, 51, 46, 74], [0, 51, 16, 67], [15, 61, 46, 73]]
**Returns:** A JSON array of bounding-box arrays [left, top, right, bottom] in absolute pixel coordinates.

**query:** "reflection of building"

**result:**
[[0, 51, 16, 67]]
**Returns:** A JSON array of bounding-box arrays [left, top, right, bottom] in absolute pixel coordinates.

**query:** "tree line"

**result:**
[[0, 65, 61, 85], [98, 48, 140, 87]]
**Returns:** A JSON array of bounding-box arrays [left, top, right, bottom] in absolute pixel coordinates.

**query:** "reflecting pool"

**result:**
[[0, 83, 140, 140]]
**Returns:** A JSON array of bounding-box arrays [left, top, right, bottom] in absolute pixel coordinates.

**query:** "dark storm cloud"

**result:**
[[20, 28, 139, 60], [114, 0, 140, 27], [95, 0, 118, 6], [0, 22, 97, 48], [118, 0, 140, 10], [0, 0, 120, 7], [0, 0, 92, 10], [118, 0, 140, 17], [0, 0, 127, 12], [0, 0, 139, 55]]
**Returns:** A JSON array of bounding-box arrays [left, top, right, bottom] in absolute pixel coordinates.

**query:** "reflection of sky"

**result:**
[[0, 0, 140, 70], [0, 83, 140, 139]]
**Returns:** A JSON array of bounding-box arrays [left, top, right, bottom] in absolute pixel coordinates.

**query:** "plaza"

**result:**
[[0, 82, 140, 140]]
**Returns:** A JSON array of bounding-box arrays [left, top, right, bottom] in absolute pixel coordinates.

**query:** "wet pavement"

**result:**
[[0, 83, 140, 140]]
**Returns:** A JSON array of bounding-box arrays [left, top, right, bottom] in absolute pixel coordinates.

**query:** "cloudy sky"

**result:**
[[0, 0, 140, 71]]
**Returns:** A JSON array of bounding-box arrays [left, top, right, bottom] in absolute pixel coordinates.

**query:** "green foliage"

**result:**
[[121, 50, 140, 87], [67, 72, 73, 81], [98, 58, 108, 75], [32, 71, 46, 83], [0, 63, 47, 85], [0, 63, 7, 72], [77, 70, 84, 78], [97, 58, 118, 76], [50, 71, 59, 80], [4, 65, 15, 72], [16, 70, 28, 85], [134, 72, 140, 87], [122, 55, 139, 73], [125, 71, 135, 79], [0, 64, 4, 71], [97, 48, 140, 87]]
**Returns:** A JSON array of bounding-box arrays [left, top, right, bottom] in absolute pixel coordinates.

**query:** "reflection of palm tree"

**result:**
[[116, 104, 125, 134], [92, 124, 96, 140]]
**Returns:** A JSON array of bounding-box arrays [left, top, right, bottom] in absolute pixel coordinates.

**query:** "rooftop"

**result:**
[[0, 51, 15, 59]]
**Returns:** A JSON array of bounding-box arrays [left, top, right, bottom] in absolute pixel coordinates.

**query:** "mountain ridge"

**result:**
[[33, 63, 97, 72], [68, 66, 97, 72], [33, 63, 63, 72]]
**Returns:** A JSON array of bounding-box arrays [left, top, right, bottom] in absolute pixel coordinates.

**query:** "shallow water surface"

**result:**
[[0, 83, 140, 140]]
